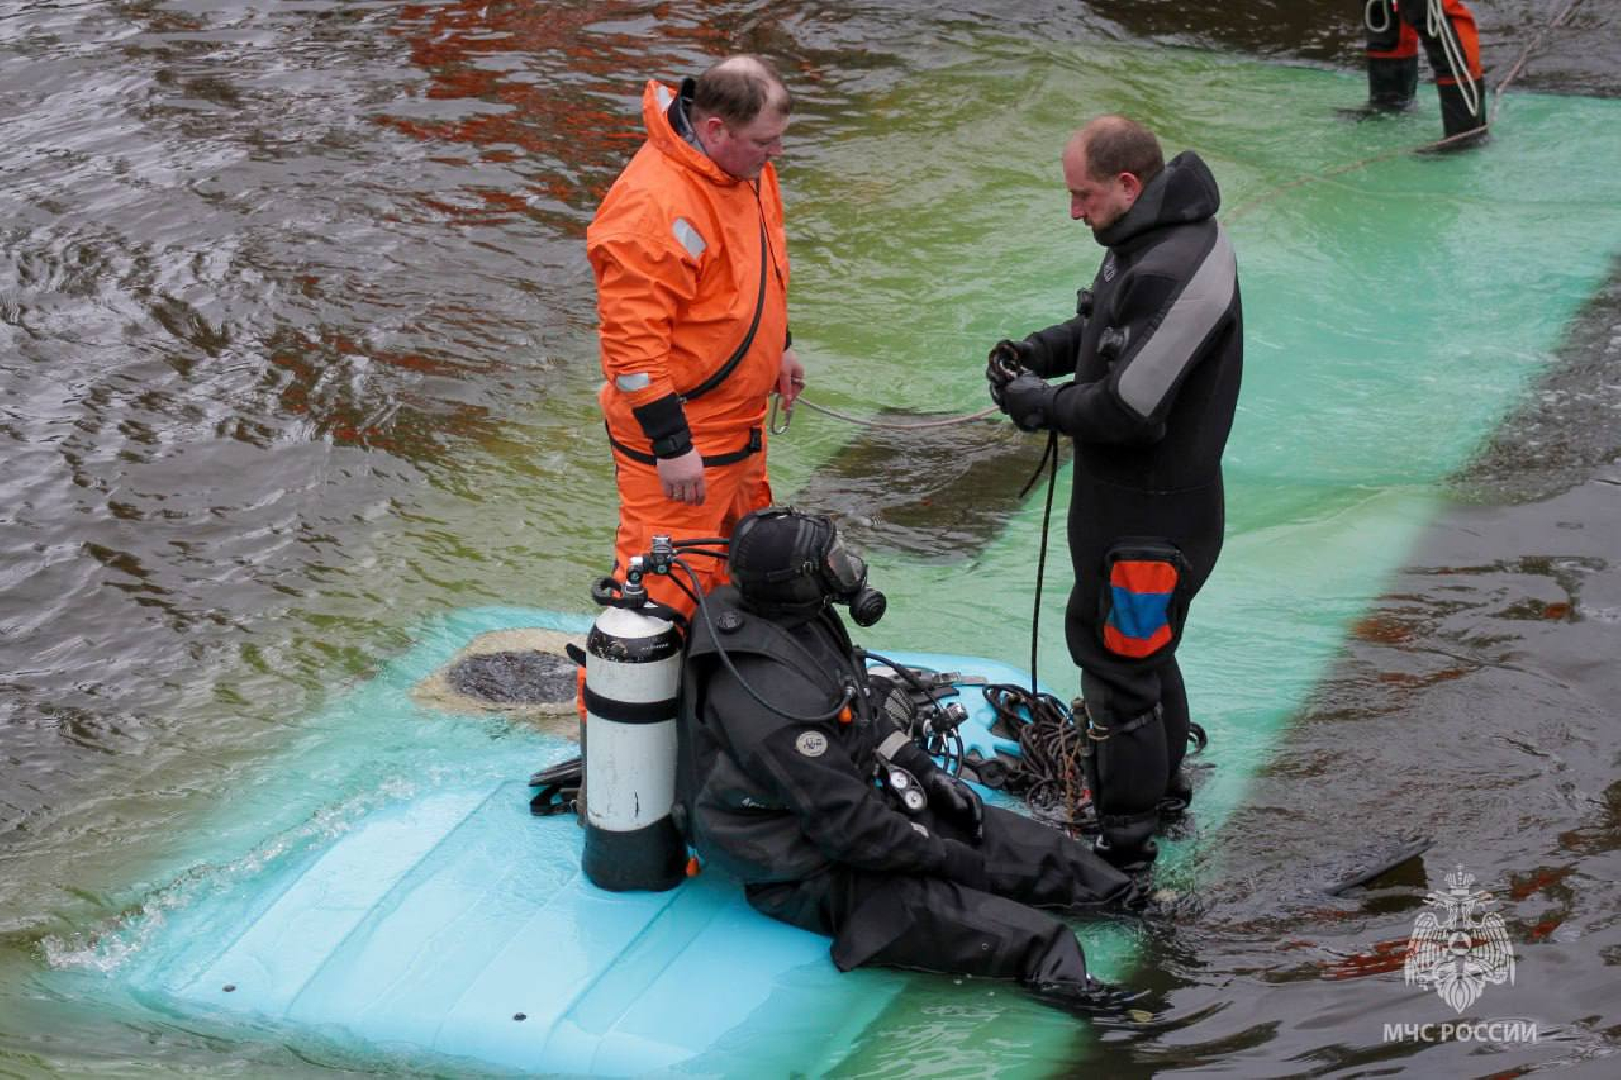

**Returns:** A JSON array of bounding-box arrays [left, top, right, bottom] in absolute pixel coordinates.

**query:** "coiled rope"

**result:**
[[1428, 0, 1484, 120], [978, 683, 1095, 833]]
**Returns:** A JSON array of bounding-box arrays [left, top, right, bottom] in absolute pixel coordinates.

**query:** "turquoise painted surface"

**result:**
[[105, 608, 1054, 1075]]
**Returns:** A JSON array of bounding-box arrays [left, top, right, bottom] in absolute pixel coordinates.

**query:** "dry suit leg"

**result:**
[[611, 444, 771, 617], [1402, 0, 1488, 137], [1364, 6, 1420, 108], [1068, 590, 1184, 864], [1081, 690, 1169, 862], [746, 869, 1095, 992], [1161, 659, 1191, 781], [743, 805, 1130, 992], [1063, 476, 1218, 866], [973, 804, 1135, 909]]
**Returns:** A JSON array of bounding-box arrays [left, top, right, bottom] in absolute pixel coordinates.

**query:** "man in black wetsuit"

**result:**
[[675, 507, 1139, 1012], [987, 115, 1243, 873]]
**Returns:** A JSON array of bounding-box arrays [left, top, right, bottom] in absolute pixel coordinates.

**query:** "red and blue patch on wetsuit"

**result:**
[[1103, 559, 1179, 658]]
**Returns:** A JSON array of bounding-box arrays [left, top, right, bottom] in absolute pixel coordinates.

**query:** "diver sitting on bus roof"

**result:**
[[674, 506, 1145, 1015]]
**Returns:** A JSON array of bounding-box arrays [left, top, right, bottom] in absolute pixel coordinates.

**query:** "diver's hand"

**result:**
[[985, 339, 1033, 406], [657, 450, 706, 505], [998, 373, 1060, 432], [921, 771, 984, 844]]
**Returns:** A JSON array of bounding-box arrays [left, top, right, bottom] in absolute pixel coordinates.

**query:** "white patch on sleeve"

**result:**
[[655, 84, 673, 109], [672, 217, 707, 260], [614, 373, 652, 392]]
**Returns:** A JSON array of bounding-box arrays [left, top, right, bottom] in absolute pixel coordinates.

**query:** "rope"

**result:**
[[1365, 0, 1393, 34], [1228, 0, 1586, 222], [770, 392, 1000, 434], [978, 684, 1094, 833], [1490, 0, 1584, 124], [1429, 0, 1483, 120], [1023, 432, 1061, 695]]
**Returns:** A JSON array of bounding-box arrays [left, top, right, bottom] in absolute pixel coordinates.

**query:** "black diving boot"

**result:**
[[1436, 79, 1490, 149], [1341, 55, 1419, 119], [1094, 833, 1158, 875], [1028, 976, 1149, 1019], [1369, 55, 1419, 111]]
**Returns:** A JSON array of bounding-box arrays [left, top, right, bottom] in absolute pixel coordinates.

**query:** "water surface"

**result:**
[[4, 1, 1619, 1075]]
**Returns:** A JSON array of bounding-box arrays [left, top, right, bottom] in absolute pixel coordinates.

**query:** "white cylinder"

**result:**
[[580, 603, 686, 892]]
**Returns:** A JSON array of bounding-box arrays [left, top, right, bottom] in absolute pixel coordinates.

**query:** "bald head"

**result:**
[[1065, 115, 1164, 185], [690, 55, 792, 180], [692, 55, 792, 127], [1062, 116, 1163, 236]]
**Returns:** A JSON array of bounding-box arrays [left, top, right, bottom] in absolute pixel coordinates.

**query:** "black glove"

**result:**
[[920, 770, 984, 844], [998, 372, 1060, 432], [1029, 977, 1151, 1019], [985, 339, 1034, 406]]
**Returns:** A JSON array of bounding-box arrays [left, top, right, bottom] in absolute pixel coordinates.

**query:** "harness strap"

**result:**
[[681, 215, 769, 404], [1085, 704, 1162, 742], [609, 425, 762, 467]]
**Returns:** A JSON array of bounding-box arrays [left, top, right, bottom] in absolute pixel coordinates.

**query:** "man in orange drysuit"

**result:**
[[588, 56, 804, 615], [1360, 0, 1488, 145]]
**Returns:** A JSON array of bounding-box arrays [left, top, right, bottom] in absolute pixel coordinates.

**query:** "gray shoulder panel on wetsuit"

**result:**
[[1116, 224, 1237, 420]]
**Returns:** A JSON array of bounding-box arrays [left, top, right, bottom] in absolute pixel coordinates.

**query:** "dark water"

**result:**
[[3, 0, 1619, 1075]]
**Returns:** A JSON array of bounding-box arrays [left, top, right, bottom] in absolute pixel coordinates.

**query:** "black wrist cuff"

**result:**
[[633, 394, 693, 458], [1044, 383, 1074, 434], [650, 428, 694, 459], [784, 328, 792, 349]]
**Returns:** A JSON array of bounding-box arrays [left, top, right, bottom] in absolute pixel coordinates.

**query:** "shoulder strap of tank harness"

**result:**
[[686, 590, 858, 724]]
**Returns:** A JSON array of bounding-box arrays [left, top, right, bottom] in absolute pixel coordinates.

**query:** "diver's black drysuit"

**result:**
[[675, 585, 1133, 996], [1012, 150, 1242, 864]]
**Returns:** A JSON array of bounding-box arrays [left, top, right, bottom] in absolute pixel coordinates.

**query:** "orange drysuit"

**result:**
[[587, 79, 790, 615]]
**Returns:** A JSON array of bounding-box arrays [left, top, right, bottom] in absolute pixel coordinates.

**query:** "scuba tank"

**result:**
[[580, 546, 687, 892]]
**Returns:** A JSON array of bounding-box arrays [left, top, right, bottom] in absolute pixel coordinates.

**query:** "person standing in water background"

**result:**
[[587, 56, 805, 615], [987, 116, 1243, 873], [1358, 0, 1489, 146]]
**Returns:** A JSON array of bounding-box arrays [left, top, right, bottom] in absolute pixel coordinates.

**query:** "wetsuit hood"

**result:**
[[1094, 150, 1221, 249]]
